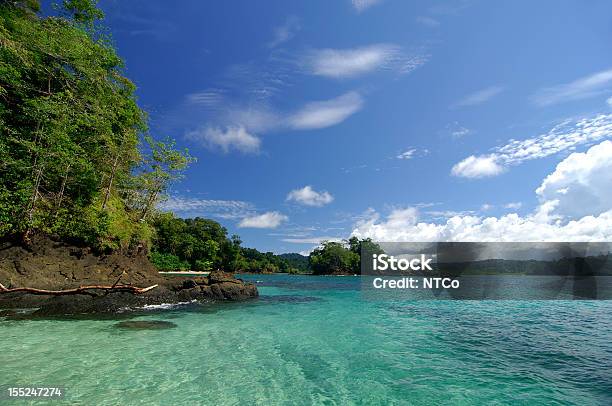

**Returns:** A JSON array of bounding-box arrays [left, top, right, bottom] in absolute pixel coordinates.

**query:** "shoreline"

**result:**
[[0, 235, 258, 315]]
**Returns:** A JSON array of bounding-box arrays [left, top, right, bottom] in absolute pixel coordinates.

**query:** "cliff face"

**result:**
[[0, 234, 163, 290], [0, 234, 258, 315]]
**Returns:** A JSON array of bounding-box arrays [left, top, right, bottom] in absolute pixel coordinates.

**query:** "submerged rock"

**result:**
[[114, 320, 177, 330], [259, 295, 322, 303]]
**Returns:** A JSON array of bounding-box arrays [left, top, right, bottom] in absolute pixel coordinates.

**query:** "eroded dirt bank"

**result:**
[[0, 234, 257, 315]]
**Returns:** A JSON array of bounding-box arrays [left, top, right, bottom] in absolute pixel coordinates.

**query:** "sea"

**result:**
[[0, 274, 610, 405]]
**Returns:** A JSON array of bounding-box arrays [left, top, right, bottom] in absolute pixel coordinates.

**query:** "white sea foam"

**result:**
[[141, 300, 198, 310]]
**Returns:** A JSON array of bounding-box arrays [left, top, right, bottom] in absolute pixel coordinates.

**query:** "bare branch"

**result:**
[[0, 283, 159, 296]]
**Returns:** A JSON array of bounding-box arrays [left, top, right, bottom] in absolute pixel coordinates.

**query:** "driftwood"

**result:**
[[0, 281, 158, 296]]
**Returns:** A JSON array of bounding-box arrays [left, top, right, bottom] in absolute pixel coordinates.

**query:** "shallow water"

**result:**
[[1, 274, 611, 405]]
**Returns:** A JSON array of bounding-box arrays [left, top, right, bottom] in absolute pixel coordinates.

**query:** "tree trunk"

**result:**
[[140, 188, 160, 222], [24, 123, 43, 240], [25, 164, 44, 239], [56, 162, 71, 210], [102, 150, 121, 210]]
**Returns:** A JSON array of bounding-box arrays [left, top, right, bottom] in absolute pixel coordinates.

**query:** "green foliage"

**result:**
[[151, 213, 300, 273], [0, 0, 379, 279], [62, 0, 104, 26], [2, 0, 40, 14], [152, 214, 225, 270], [193, 259, 213, 272], [309, 238, 383, 275], [134, 136, 195, 222], [150, 251, 190, 272], [348, 236, 384, 259], [0, 1, 191, 251], [100, 195, 154, 251], [279, 253, 310, 274], [309, 241, 359, 275], [151, 213, 382, 274]]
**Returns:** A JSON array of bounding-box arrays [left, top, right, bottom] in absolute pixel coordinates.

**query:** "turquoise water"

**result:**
[[1, 274, 611, 405]]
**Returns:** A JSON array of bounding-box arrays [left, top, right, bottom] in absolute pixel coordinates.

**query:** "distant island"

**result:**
[[150, 217, 380, 276], [436, 256, 612, 276]]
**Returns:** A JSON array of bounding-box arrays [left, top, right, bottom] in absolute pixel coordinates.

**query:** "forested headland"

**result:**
[[0, 0, 377, 276], [1, 0, 187, 250]]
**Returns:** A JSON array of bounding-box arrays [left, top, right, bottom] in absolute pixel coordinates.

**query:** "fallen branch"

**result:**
[[0, 282, 158, 296]]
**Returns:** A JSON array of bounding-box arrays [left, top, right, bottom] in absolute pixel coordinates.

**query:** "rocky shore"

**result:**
[[0, 234, 258, 315]]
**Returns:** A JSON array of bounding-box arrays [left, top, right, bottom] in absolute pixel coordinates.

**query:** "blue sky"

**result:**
[[60, 0, 612, 252]]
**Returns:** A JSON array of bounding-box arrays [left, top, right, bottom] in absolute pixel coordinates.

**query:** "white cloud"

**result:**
[[453, 85, 504, 107], [452, 113, 612, 178], [396, 54, 430, 75], [494, 114, 612, 164], [353, 140, 612, 241], [416, 16, 440, 27], [531, 68, 612, 106], [282, 236, 342, 244], [186, 89, 224, 107], [351, 207, 612, 242], [536, 140, 612, 219], [287, 186, 334, 207], [351, 0, 382, 12], [607, 96, 612, 108], [224, 105, 282, 134], [288, 92, 363, 129], [268, 16, 300, 48], [299, 248, 317, 256], [221, 61, 289, 102], [396, 149, 417, 160], [159, 197, 254, 220], [480, 203, 494, 211], [304, 44, 425, 79], [218, 92, 363, 134], [504, 202, 522, 210], [238, 211, 288, 228], [426, 210, 475, 220], [451, 155, 505, 178], [450, 125, 470, 138], [307, 45, 393, 78], [185, 125, 261, 154], [186, 92, 366, 153]]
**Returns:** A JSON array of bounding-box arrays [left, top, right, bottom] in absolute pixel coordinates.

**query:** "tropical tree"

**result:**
[[0, 0, 191, 251]]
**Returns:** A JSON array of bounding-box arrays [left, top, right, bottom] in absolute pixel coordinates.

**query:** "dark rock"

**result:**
[[208, 270, 240, 284], [193, 276, 208, 285], [34, 292, 145, 315], [216, 281, 259, 300], [198, 285, 212, 296], [0, 234, 258, 315], [209, 283, 224, 299], [0, 309, 25, 317], [0, 233, 163, 291], [174, 288, 200, 302], [182, 279, 198, 289]]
